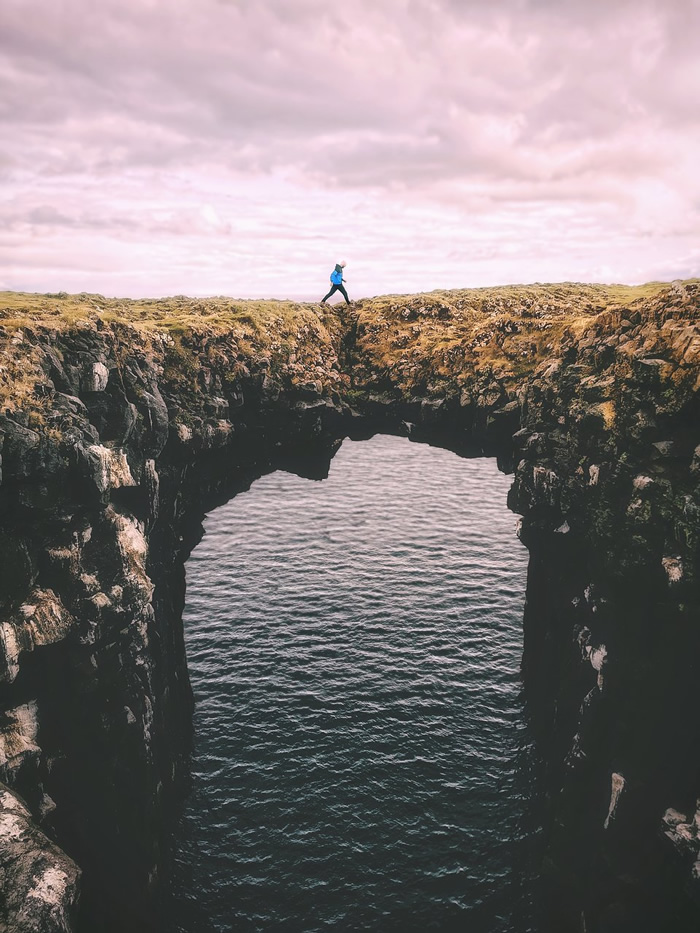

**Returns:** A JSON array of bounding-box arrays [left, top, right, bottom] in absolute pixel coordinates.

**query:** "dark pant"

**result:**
[[322, 283, 350, 304]]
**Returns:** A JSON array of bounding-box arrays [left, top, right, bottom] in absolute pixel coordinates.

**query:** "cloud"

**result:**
[[0, 0, 698, 296]]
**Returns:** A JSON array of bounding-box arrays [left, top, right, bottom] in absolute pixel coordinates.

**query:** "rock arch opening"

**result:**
[[167, 434, 541, 933]]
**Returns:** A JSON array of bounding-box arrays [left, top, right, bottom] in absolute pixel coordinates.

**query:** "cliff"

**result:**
[[1, 280, 699, 932]]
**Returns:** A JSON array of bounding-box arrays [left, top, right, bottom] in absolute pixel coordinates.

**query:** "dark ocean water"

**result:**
[[168, 435, 542, 932]]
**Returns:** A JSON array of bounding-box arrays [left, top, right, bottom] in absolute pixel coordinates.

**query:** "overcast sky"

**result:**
[[1, 0, 699, 298]]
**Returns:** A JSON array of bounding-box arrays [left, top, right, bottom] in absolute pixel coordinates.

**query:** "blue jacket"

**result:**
[[330, 266, 343, 285]]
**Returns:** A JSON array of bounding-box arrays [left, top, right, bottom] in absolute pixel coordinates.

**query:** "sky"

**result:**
[[1, 0, 699, 299]]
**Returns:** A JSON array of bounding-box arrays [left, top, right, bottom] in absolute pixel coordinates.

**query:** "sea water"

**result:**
[[168, 435, 542, 932]]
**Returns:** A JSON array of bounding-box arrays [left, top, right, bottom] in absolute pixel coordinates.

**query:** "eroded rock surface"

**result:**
[[0, 786, 79, 933]]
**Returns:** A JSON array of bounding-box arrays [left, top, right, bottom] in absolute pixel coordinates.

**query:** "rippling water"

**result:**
[[168, 435, 542, 932]]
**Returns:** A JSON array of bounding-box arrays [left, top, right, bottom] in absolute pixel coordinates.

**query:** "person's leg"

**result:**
[[321, 284, 338, 303], [338, 284, 350, 304]]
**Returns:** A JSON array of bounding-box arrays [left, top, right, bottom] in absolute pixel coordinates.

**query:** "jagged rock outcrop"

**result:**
[[0, 786, 80, 933], [0, 281, 699, 932]]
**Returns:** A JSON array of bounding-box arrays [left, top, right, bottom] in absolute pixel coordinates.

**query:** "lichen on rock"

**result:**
[[0, 785, 80, 933]]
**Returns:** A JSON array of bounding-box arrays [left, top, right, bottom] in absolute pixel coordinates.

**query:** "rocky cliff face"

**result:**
[[0, 786, 79, 933], [0, 302, 348, 931], [507, 285, 700, 932], [1, 282, 699, 932]]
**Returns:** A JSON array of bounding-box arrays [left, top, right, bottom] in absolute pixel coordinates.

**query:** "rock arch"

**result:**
[[1, 282, 700, 931]]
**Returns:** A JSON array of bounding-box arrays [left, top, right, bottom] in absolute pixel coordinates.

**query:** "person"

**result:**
[[321, 261, 350, 304]]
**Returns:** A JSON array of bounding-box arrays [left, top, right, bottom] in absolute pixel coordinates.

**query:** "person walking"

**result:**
[[321, 261, 350, 304]]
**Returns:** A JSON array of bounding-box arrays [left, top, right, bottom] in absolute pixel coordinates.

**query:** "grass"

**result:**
[[1, 280, 691, 332], [346, 281, 698, 396], [0, 291, 333, 336]]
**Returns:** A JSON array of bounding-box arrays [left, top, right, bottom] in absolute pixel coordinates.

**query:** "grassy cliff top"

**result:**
[[1, 280, 698, 415], [0, 280, 688, 333], [0, 291, 333, 336], [349, 280, 700, 395]]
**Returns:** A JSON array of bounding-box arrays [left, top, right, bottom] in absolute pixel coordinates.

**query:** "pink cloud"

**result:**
[[0, 0, 698, 296]]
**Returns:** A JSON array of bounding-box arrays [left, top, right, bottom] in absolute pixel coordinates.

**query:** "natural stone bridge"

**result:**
[[1, 281, 699, 932]]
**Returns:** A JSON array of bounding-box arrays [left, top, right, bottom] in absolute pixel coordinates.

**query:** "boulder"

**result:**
[[0, 784, 80, 933]]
